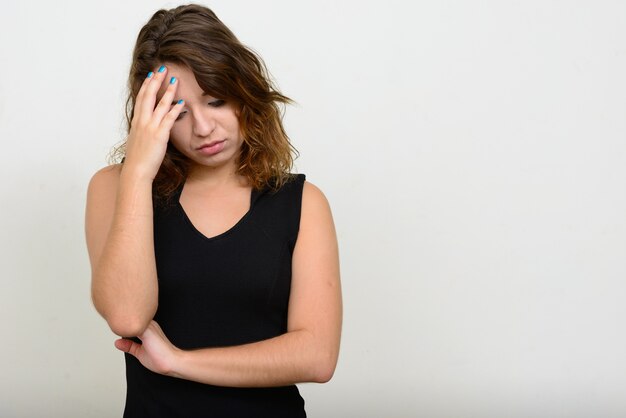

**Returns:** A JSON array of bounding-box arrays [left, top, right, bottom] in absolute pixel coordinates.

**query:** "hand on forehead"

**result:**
[[153, 64, 180, 103], [154, 63, 206, 104]]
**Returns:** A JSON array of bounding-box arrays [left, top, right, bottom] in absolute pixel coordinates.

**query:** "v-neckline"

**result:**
[[174, 183, 262, 242]]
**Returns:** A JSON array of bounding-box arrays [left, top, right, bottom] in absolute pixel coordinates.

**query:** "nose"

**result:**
[[192, 109, 216, 138]]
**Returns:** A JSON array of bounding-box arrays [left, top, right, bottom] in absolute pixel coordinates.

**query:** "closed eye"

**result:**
[[175, 110, 187, 121], [173, 99, 225, 121], [209, 99, 225, 107]]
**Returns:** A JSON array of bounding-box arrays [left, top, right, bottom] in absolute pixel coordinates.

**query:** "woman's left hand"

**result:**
[[114, 320, 181, 376]]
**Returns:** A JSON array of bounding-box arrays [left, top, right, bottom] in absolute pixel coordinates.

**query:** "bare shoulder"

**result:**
[[299, 180, 335, 236], [301, 180, 332, 214], [88, 163, 123, 194]]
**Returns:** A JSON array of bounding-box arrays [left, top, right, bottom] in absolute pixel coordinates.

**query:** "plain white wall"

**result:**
[[1, 0, 625, 417]]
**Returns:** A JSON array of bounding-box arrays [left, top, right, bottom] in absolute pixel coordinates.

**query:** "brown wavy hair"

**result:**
[[110, 4, 297, 203]]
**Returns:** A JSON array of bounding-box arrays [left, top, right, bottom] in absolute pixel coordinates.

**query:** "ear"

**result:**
[[234, 102, 243, 118]]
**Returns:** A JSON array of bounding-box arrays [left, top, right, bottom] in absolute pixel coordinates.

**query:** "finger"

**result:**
[[114, 338, 140, 356], [134, 70, 154, 103], [132, 71, 155, 123], [152, 76, 180, 122], [160, 99, 186, 131], [136, 65, 169, 122], [148, 320, 168, 340]]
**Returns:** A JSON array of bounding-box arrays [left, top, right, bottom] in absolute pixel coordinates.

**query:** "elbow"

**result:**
[[107, 315, 152, 338], [312, 366, 335, 384], [299, 328, 340, 383], [91, 279, 157, 337], [92, 292, 154, 337], [310, 350, 339, 384]]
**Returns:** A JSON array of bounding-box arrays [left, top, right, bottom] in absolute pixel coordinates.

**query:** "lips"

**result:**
[[196, 139, 226, 156]]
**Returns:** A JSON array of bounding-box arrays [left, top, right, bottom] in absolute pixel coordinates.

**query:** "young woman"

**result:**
[[84, 4, 342, 417]]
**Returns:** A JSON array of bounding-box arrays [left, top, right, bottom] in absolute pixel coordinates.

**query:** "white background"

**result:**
[[1, 1, 625, 417]]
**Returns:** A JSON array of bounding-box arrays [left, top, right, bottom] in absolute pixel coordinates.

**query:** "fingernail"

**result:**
[[158, 65, 166, 73], [147, 71, 154, 78], [170, 77, 176, 84], [177, 99, 184, 105]]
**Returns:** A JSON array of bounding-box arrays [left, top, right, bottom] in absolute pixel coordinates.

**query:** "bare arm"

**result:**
[[85, 165, 158, 337], [85, 66, 185, 337], [116, 181, 343, 386]]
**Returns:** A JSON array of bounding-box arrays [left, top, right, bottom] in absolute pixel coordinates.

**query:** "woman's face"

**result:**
[[156, 63, 243, 174]]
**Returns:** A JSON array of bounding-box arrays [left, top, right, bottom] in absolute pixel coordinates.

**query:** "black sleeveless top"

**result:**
[[123, 174, 307, 418]]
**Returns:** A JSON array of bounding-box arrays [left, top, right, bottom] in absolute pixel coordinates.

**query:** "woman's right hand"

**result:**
[[122, 65, 185, 181]]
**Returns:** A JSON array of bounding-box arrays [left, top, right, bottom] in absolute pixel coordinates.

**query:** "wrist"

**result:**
[[168, 347, 189, 379], [119, 162, 156, 184]]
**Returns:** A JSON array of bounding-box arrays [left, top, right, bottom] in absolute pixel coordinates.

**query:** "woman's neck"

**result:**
[[185, 162, 248, 192]]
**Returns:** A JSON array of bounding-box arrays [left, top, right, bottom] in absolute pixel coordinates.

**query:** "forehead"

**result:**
[[156, 63, 204, 100]]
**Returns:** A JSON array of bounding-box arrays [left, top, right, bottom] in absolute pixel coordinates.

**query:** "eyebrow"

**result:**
[[170, 92, 215, 106]]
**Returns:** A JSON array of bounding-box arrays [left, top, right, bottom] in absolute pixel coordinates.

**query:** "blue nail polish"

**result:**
[[147, 71, 154, 78], [178, 99, 184, 105], [158, 65, 166, 73], [170, 77, 176, 84]]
